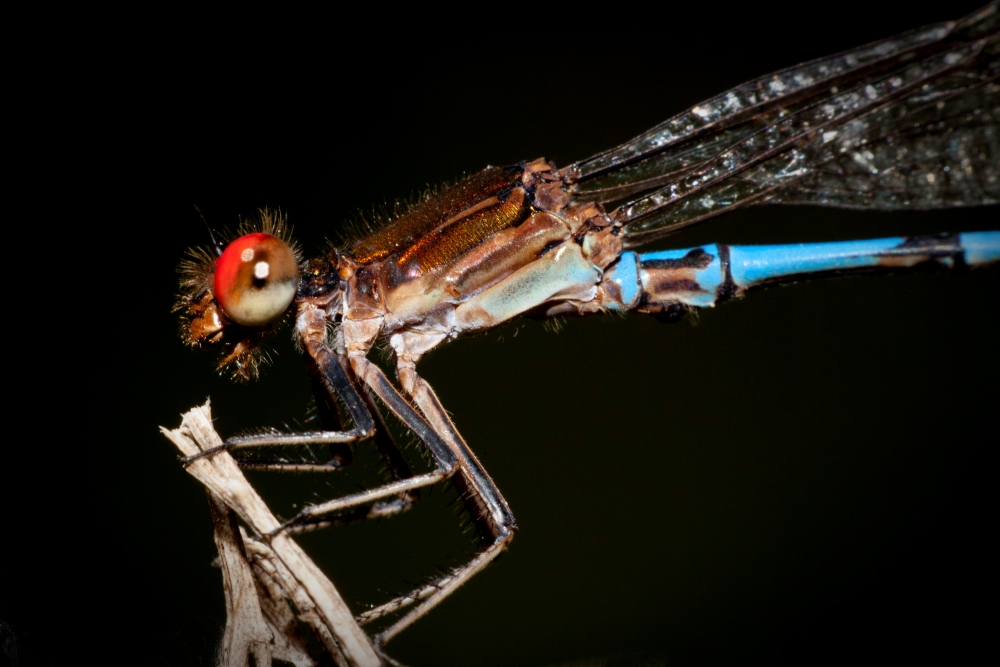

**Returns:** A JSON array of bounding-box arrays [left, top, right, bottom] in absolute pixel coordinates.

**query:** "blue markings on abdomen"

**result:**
[[604, 251, 641, 309], [638, 245, 724, 308], [728, 238, 903, 287], [617, 231, 999, 314], [960, 231, 1000, 267]]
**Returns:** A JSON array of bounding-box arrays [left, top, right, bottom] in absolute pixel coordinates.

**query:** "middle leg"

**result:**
[[254, 308, 459, 534]]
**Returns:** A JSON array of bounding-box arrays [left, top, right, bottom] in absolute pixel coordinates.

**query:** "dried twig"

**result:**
[[161, 401, 381, 667], [207, 492, 274, 666]]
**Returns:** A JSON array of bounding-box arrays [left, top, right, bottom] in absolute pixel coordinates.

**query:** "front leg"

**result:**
[[180, 337, 375, 467], [269, 315, 460, 535]]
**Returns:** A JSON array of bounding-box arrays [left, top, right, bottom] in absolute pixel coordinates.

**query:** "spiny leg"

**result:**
[[270, 338, 460, 534], [232, 350, 421, 509], [357, 530, 513, 638], [189, 303, 451, 536], [375, 373, 515, 646], [180, 341, 375, 467], [273, 354, 424, 534], [356, 382, 422, 515], [354, 334, 517, 646], [299, 346, 357, 469]]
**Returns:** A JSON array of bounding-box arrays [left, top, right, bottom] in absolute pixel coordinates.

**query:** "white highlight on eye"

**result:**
[[254, 261, 270, 279], [241, 248, 255, 262]]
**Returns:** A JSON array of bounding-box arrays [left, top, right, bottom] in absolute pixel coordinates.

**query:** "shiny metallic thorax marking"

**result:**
[[338, 158, 622, 341]]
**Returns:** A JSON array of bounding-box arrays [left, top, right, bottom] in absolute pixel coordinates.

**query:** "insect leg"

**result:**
[[264, 311, 459, 535], [260, 359, 457, 536], [354, 335, 516, 646], [180, 341, 375, 467], [254, 352, 425, 534]]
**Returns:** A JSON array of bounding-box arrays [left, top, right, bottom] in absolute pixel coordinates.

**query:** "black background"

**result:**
[[6, 2, 997, 666]]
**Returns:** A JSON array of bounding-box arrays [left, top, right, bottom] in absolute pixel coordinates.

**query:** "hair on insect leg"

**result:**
[[542, 316, 567, 333]]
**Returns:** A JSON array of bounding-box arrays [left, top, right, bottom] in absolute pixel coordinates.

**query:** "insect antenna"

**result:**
[[193, 204, 224, 257]]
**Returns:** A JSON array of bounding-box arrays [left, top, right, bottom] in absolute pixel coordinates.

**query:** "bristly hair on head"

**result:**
[[175, 208, 303, 381], [179, 208, 301, 294], [236, 208, 301, 259]]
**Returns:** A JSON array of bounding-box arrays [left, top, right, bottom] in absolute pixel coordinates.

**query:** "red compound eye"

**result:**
[[214, 233, 299, 326]]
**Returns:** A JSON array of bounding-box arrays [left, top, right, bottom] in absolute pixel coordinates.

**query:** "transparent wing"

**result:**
[[620, 47, 999, 246], [772, 76, 998, 209], [563, 2, 1000, 248]]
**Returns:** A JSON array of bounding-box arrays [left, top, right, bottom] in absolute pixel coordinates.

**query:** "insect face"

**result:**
[[177, 211, 302, 379]]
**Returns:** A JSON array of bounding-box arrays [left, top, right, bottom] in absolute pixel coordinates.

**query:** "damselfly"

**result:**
[[176, 2, 999, 656]]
